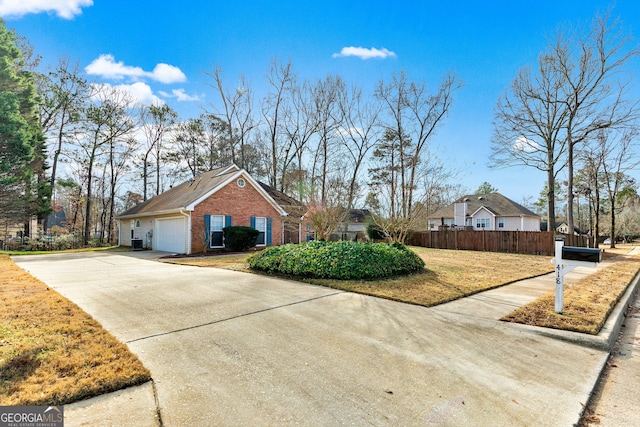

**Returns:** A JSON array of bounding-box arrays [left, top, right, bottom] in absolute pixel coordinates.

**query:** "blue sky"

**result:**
[[2, 0, 640, 205]]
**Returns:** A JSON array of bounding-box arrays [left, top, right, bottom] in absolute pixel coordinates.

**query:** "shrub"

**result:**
[[247, 240, 425, 280], [366, 223, 386, 241], [223, 226, 259, 251]]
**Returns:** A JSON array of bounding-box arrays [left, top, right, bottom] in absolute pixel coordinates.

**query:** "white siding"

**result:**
[[120, 218, 154, 248], [472, 210, 494, 230], [498, 216, 540, 231], [521, 216, 541, 231]]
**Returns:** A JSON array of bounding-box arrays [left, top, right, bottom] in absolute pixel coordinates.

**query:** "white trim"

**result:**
[[475, 218, 491, 229], [117, 208, 188, 220], [180, 208, 191, 254], [254, 216, 267, 246], [470, 206, 496, 217], [216, 164, 240, 176], [209, 214, 226, 248]]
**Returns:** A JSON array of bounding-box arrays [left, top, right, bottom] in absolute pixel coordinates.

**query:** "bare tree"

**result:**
[[592, 128, 639, 248], [105, 133, 139, 243], [336, 84, 381, 210], [78, 85, 136, 245], [261, 58, 295, 189], [205, 68, 257, 169], [491, 52, 570, 227], [139, 103, 177, 200], [202, 113, 232, 169], [280, 79, 318, 199], [37, 58, 88, 218], [370, 71, 460, 242], [170, 118, 207, 178], [574, 158, 602, 241], [550, 10, 639, 234], [310, 74, 344, 205]]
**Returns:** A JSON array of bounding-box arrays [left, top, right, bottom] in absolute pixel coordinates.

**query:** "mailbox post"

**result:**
[[551, 236, 601, 313]]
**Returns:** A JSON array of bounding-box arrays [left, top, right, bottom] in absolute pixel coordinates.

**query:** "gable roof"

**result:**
[[116, 165, 287, 219], [344, 208, 371, 223], [257, 181, 305, 213], [428, 193, 539, 219]]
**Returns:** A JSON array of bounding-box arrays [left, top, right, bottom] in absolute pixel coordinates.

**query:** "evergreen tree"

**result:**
[[0, 19, 50, 230]]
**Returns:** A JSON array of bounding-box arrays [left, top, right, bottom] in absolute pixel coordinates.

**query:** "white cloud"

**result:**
[[92, 82, 164, 106], [332, 46, 397, 60], [151, 63, 187, 84], [159, 88, 200, 102], [335, 126, 363, 138], [0, 0, 93, 19], [85, 54, 146, 80], [513, 135, 541, 153], [85, 54, 186, 84]]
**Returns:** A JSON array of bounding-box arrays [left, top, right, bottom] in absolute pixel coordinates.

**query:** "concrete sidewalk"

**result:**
[[13, 249, 640, 426]]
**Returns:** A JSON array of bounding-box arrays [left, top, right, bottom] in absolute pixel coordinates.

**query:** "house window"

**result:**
[[210, 215, 225, 247], [476, 218, 490, 229], [135, 219, 141, 228], [498, 218, 505, 228], [254, 217, 267, 246]]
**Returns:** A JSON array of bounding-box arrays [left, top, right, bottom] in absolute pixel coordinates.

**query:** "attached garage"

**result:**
[[116, 164, 297, 254], [156, 217, 187, 253]]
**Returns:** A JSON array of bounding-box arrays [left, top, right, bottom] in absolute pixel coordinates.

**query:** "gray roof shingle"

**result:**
[[428, 193, 538, 219], [116, 165, 294, 218]]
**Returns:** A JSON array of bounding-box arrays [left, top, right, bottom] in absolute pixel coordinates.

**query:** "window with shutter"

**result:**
[[210, 215, 225, 247], [254, 217, 267, 246]]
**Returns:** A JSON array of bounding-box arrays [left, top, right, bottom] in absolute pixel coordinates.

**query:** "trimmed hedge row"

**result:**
[[247, 240, 425, 280]]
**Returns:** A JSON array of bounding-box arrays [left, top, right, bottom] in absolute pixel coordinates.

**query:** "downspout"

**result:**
[[299, 214, 305, 243], [179, 208, 191, 254]]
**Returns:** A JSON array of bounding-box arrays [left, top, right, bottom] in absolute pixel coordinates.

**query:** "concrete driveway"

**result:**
[[13, 251, 609, 426]]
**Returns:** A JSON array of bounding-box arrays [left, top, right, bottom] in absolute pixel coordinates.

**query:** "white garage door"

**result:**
[[156, 217, 187, 253]]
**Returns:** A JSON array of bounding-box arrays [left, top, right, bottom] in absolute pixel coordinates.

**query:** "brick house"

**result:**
[[116, 164, 307, 254]]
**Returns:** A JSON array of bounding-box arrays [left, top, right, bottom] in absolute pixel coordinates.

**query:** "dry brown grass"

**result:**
[[0, 254, 150, 405], [502, 249, 640, 334], [166, 253, 252, 271], [166, 247, 556, 307], [307, 247, 556, 306]]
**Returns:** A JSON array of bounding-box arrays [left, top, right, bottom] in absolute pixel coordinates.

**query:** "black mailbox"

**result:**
[[562, 246, 601, 263]]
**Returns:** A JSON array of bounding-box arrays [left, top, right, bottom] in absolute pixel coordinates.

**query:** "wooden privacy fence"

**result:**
[[406, 230, 590, 256]]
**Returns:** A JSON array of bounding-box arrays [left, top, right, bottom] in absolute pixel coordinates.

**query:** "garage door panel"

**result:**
[[156, 217, 186, 253]]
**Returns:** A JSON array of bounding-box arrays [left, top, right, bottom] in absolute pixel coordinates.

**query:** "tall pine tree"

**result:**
[[0, 19, 49, 235]]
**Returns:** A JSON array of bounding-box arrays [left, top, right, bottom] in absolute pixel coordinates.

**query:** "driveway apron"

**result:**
[[13, 252, 608, 426]]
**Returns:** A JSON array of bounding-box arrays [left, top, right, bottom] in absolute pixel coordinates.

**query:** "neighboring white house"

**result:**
[[330, 209, 371, 241], [427, 193, 540, 231]]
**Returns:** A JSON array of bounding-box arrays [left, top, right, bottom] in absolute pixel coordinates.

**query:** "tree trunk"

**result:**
[[83, 145, 97, 246], [566, 138, 575, 235], [546, 160, 556, 230]]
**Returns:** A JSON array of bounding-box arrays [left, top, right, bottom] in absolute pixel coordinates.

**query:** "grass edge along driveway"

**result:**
[[167, 245, 640, 334], [0, 253, 150, 406], [502, 250, 640, 334]]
